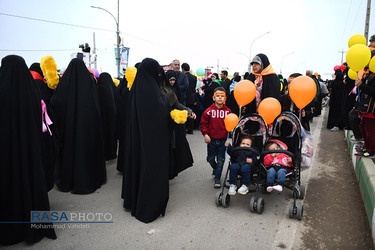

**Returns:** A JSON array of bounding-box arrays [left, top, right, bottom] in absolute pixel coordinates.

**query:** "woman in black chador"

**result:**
[[0, 55, 56, 245], [97, 72, 117, 160], [51, 58, 106, 194], [327, 69, 345, 130], [29, 62, 57, 191], [121, 58, 170, 223], [163, 71, 194, 179]]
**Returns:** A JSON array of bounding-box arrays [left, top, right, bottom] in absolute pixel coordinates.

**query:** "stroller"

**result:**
[[260, 111, 305, 220], [215, 113, 268, 213]]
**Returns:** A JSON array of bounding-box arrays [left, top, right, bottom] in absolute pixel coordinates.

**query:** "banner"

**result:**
[[118, 47, 130, 76]]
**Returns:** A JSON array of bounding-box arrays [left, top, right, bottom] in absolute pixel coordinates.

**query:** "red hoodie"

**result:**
[[200, 103, 231, 139]]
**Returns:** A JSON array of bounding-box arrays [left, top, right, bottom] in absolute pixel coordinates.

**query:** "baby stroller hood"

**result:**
[[267, 139, 288, 151]]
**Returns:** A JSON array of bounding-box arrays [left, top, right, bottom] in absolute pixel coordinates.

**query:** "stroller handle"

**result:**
[[229, 147, 260, 156]]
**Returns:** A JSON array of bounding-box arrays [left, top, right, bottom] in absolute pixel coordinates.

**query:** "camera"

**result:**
[[79, 44, 84, 49]]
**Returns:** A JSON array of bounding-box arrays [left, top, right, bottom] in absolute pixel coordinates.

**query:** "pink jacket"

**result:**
[[264, 139, 293, 169]]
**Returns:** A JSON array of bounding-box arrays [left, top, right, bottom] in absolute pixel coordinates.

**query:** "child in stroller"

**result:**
[[263, 139, 293, 193], [258, 111, 305, 219], [225, 135, 259, 195]]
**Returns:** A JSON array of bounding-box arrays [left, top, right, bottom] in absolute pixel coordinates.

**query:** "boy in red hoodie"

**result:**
[[200, 87, 232, 188], [263, 139, 293, 192]]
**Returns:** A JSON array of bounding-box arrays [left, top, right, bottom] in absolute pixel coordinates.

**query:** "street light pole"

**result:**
[[280, 51, 294, 75], [248, 31, 271, 72], [91, 1, 120, 78]]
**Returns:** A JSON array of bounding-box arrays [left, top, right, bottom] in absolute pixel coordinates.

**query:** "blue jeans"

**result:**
[[267, 167, 288, 185], [229, 163, 251, 186], [207, 139, 226, 180]]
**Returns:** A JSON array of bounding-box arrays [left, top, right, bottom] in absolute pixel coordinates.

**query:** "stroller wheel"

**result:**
[[215, 191, 223, 206], [249, 196, 256, 212], [222, 192, 231, 208], [298, 185, 306, 200], [288, 202, 295, 219], [256, 198, 264, 214], [296, 203, 304, 220]]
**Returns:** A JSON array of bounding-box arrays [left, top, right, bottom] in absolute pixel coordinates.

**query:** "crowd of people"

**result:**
[[1, 34, 374, 245], [326, 34, 375, 158]]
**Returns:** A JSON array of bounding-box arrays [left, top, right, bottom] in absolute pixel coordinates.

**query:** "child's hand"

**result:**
[[204, 134, 211, 144], [287, 158, 292, 163], [224, 141, 230, 147], [246, 158, 253, 164]]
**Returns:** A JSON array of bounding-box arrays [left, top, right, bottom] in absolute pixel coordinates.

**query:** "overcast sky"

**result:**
[[1, 0, 374, 79]]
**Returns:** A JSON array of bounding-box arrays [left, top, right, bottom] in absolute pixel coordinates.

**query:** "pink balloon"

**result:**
[[91, 68, 100, 77]]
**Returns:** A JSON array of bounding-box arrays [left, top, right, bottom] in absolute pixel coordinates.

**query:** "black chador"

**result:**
[[0, 55, 56, 245], [51, 58, 106, 194]]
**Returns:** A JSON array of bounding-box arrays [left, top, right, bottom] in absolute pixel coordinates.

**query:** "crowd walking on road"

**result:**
[[1, 33, 375, 246]]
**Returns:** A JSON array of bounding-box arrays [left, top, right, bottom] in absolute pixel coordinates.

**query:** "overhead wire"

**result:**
[[340, 0, 353, 49], [349, 0, 365, 35], [0, 12, 185, 54], [0, 12, 115, 33]]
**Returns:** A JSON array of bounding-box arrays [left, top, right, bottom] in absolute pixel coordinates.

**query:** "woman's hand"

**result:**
[[188, 112, 196, 119], [355, 79, 362, 87]]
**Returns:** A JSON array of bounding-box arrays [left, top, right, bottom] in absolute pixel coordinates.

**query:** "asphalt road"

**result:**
[[7, 107, 373, 249]]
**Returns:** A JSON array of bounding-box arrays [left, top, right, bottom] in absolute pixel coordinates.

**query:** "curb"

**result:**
[[345, 130, 375, 244]]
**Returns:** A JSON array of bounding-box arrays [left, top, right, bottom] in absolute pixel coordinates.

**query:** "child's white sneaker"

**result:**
[[238, 185, 249, 195], [228, 184, 236, 195], [273, 185, 283, 192], [266, 186, 273, 193]]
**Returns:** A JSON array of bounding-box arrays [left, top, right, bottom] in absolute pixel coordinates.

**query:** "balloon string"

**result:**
[[358, 88, 360, 102], [239, 106, 242, 120], [299, 108, 302, 120]]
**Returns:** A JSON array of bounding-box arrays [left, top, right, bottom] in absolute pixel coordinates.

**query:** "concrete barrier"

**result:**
[[345, 130, 375, 244]]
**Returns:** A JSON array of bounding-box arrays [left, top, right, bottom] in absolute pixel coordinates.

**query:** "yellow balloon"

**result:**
[[346, 44, 371, 72], [348, 69, 358, 80], [348, 34, 367, 48], [369, 56, 375, 73]]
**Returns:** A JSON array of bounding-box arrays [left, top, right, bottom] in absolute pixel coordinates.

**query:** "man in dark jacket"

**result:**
[[220, 70, 232, 97], [182, 62, 197, 134], [167, 59, 189, 105]]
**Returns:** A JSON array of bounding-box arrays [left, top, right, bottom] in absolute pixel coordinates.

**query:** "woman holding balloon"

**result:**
[[354, 51, 375, 158], [248, 53, 281, 107]]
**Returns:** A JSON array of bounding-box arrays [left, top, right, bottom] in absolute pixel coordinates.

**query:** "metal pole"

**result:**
[[248, 31, 271, 73], [93, 32, 97, 69], [338, 50, 346, 64], [116, 0, 120, 78], [91, 5, 120, 78], [364, 0, 371, 41]]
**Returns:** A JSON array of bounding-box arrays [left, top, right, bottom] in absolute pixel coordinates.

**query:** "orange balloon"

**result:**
[[289, 76, 317, 109], [224, 113, 239, 132], [233, 80, 256, 106], [258, 97, 281, 125]]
